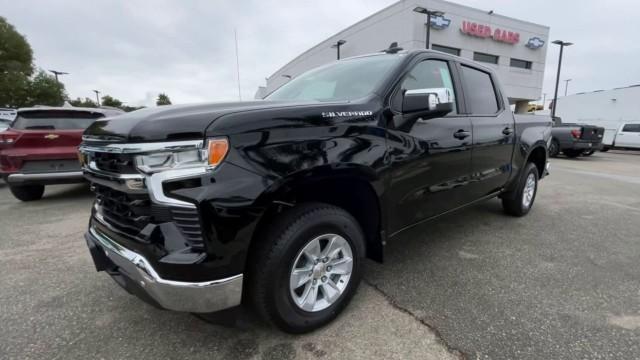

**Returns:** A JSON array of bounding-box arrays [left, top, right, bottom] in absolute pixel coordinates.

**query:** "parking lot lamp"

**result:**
[[93, 90, 101, 106], [413, 7, 444, 49], [48, 70, 68, 85], [551, 40, 573, 117], [331, 40, 347, 60]]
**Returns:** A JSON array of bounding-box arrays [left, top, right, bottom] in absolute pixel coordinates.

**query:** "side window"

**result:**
[[622, 124, 640, 132], [461, 65, 500, 114], [400, 60, 457, 114]]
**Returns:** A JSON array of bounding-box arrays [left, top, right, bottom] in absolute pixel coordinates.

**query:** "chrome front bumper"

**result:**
[[85, 225, 243, 313]]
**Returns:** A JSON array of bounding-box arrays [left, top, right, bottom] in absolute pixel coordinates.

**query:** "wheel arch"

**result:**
[[247, 164, 385, 269]]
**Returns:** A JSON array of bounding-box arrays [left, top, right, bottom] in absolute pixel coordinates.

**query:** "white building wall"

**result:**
[[258, 0, 549, 103], [555, 86, 640, 145]]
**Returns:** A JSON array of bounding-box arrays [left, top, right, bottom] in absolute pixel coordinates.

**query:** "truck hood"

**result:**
[[83, 100, 325, 142]]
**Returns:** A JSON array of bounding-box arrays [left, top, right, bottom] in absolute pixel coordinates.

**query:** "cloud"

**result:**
[[1, 0, 637, 106]]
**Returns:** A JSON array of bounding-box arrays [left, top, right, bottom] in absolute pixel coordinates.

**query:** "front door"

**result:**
[[616, 123, 640, 148], [386, 58, 473, 234]]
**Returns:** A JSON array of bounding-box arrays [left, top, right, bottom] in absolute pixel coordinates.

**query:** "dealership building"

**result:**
[[256, 0, 550, 112]]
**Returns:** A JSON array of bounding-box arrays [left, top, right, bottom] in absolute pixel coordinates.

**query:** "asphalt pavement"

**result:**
[[1, 151, 639, 359]]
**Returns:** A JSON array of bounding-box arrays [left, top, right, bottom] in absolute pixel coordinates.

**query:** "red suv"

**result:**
[[0, 106, 123, 201]]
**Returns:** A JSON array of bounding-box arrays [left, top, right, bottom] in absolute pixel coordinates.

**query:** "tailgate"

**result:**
[[580, 126, 604, 142]]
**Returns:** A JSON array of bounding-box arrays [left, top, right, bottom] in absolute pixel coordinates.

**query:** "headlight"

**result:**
[[135, 138, 228, 174]]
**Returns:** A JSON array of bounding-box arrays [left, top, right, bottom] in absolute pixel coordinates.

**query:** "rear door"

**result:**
[[460, 64, 515, 198], [387, 56, 474, 233], [616, 123, 640, 148]]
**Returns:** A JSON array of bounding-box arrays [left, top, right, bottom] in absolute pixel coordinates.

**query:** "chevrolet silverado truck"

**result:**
[[79, 49, 551, 333], [0, 106, 123, 201], [548, 116, 604, 158]]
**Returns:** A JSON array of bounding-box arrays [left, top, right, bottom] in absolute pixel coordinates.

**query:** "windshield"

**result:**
[[266, 54, 402, 102], [12, 111, 104, 130]]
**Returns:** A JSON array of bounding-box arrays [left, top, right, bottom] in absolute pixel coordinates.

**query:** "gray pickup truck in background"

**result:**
[[548, 117, 605, 158]]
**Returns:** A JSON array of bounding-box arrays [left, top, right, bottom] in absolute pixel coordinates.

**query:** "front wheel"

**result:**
[[9, 184, 45, 201], [248, 203, 365, 333], [502, 162, 539, 217]]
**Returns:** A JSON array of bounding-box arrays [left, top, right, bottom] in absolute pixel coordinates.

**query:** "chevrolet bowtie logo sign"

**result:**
[[430, 15, 451, 30], [44, 134, 59, 140], [526, 37, 545, 49]]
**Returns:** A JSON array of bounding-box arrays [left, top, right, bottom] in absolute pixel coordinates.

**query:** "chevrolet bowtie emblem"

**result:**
[[44, 134, 59, 140]]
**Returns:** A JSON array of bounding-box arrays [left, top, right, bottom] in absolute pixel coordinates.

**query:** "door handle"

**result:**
[[453, 130, 471, 140], [502, 127, 514, 135]]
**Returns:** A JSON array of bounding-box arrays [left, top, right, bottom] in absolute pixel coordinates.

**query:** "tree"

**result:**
[[69, 97, 98, 108], [156, 93, 172, 106], [0, 16, 34, 108], [27, 70, 67, 106], [0, 17, 66, 108], [101, 95, 123, 108]]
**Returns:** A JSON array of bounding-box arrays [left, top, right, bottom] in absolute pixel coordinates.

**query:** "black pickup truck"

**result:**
[[79, 49, 551, 333]]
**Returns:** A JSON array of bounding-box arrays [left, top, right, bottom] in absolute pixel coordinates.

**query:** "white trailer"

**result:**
[[554, 85, 640, 148]]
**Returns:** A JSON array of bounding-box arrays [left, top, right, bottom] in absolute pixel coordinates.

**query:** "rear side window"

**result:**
[[461, 65, 500, 114], [622, 124, 640, 132], [12, 111, 104, 130]]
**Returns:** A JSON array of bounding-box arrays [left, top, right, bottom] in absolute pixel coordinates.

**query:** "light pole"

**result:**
[[93, 90, 101, 106], [563, 79, 572, 96], [413, 6, 444, 49], [331, 40, 347, 60], [48, 70, 69, 85], [551, 40, 573, 118]]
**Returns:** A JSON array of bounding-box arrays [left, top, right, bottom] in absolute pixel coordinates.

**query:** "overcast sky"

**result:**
[[1, 0, 638, 106]]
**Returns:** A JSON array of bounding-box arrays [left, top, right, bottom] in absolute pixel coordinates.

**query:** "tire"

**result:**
[[582, 150, 595, 156], [548, 138, 560, 158], [601, 147, 610, 152], [502, 162, 539, 217], [247, 202, 365, 333], [9, 184, 45, 201], [563, 149, 582, 158]]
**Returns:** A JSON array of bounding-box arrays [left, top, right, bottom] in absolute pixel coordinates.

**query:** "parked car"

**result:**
[[0, 119, 11, 132], [548, 117, 604, 157], [0, 106, 123, 201], [79, 49, 551, 333], [612, 122, 640, 150]]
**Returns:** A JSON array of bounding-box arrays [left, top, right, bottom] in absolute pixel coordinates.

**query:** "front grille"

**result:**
[[93, 152, 138, 174], [92, 183, 152, 239], [91, 182, 205, 249], [170, 208, 205, 250]]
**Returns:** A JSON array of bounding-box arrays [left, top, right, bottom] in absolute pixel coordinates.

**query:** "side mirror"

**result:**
[[394, 88, 454, 131]]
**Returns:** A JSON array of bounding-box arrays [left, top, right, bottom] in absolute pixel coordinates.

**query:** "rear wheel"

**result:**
[[582, 150, 596, 156], [601, 146, 610, 152], [248, 202, 365, 333], [563, 149, 582, 158], [548, 139, 560, 158], [502, 162, 538, 217], [9, 184, 45, 201]]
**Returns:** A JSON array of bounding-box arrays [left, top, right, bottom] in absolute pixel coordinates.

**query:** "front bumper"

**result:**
[[5, 171, 84, 185], [85, 225, 243, 313]]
